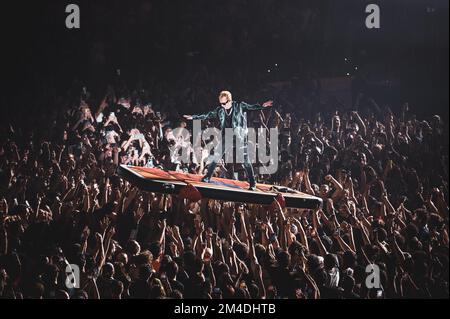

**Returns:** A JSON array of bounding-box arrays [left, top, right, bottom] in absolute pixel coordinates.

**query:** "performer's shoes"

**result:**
[[201, 176, 211, 183], [248, 185, 257, 191]]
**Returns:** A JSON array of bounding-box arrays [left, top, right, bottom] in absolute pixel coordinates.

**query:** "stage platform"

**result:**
[[117, 165, 322, 209]]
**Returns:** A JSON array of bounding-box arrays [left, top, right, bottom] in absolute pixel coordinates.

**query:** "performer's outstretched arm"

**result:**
[[183, 107, 219, 121], [241, 100, 273, 111]]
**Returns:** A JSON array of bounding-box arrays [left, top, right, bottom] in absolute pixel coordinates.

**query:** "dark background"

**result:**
[[0, 0, 448, 122]]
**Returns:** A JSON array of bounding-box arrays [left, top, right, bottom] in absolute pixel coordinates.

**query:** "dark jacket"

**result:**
[[192, 101, 265, 138]]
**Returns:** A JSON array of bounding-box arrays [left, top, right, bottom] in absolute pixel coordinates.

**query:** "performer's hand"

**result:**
[[183, 115, 193, 120], [262, 100, 273, 108]]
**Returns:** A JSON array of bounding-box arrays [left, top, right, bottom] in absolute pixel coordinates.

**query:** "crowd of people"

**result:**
[[0, 74, 448, 299]]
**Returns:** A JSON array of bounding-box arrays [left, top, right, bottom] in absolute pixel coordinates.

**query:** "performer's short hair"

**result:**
[[219, 91, 232, 102]]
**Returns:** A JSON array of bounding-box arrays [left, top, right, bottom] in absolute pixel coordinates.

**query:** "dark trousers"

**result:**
[[204, 140, 256, 187]]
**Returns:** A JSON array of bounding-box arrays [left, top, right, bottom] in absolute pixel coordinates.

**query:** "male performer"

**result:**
[[183, 91, 273, 190]]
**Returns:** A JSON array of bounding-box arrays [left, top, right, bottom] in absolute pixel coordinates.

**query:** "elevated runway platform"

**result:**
[[118, 165, 322, 209]]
